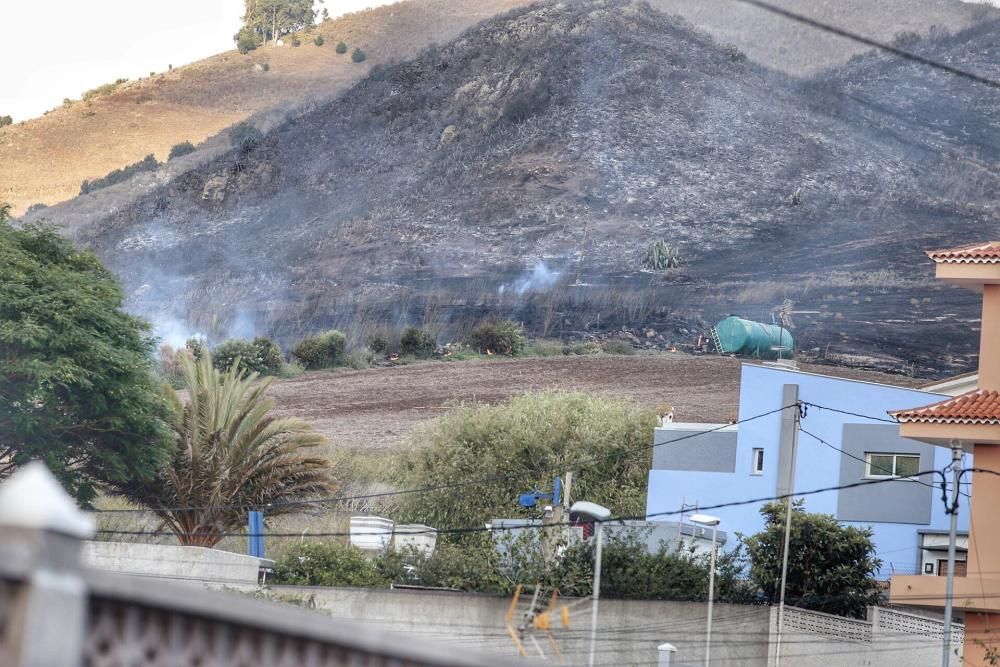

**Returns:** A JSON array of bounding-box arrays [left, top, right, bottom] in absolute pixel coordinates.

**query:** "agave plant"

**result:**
[[643, 240, 682, 271], [132, 352, 335, 547]]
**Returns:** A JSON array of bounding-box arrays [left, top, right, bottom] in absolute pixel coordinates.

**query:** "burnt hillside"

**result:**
[[67, 0, 1000, 376]]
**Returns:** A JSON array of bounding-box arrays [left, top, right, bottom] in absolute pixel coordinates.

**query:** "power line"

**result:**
[[91, 403, 799, 515], [730, 0, 1000, 92]]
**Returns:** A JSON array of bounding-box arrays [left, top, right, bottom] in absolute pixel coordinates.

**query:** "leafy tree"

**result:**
[[335, 41, 347, 55], [292, 330, 346, 369], [168, 141, 195, 160], [273, 542, 389, 587], [742, 501, 882, 618], [234, 26, 259, 54], [352, 47, 366, 63], [467, 319, 526, 356], [397, 391, 656, 535], [0, 214, 173, 503], [127, 352, 335, 547], [212, 337, 283, 376], [313, 34, 324, 47], [239, 0, 316, 47], [399, 326, 435, 358]]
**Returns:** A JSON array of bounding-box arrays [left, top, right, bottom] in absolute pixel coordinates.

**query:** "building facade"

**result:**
[[645, 363, 970, 578]]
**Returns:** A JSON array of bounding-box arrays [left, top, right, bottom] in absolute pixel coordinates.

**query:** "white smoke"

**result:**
[[508, 262, 561, 296]]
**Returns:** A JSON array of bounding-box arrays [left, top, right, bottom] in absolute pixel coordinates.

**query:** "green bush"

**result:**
[[292, 330, 347, 369], [601, 340, 635, 355], [230, 121, 263, 154], [313, 35, 325, 47], [80, 154, 159, 195], [212, 337, 283, 376], [345, 349, 373, 370], [261, 63, 270, 72], [400, 327, 435, 359], [0, 115, 12, 128], [291, 36, 302, 47], [643, 240, 682, 270], [523, 340, 563, 357], [467, 319, 526, 356], [82, 78, 128, 102], [235, 26, 259, 54], [562, 341, 601, 356], [272, 542, 389, 587], [168, 141, 195, 160], [352, 48, 366, 63], [368, 335, 387, 354], [336, 41, 348, 54]]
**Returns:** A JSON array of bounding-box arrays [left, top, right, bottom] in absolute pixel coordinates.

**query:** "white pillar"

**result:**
[[0, 462, 95, 667], [658, 642, 677, 667]]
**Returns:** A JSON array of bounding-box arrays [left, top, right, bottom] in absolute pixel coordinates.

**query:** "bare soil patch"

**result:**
[[266, 355, 921, 452]]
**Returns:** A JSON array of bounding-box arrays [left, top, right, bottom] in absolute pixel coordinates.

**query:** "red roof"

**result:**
[[926, 242, 1000, 264], [891, 390, 1000, 425]]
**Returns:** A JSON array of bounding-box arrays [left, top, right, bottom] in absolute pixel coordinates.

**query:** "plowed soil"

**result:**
[[266, 355, 922, 452]]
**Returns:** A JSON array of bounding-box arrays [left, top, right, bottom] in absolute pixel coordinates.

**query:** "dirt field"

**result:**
[[267, 354, 922, 453]]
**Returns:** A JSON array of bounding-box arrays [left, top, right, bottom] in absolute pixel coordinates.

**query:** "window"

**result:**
[[865, 453, 920, 479], [751, 448, 764, 475]]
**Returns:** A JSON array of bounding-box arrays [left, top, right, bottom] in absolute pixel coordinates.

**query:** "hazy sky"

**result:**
[[0, 0, 396, 122]]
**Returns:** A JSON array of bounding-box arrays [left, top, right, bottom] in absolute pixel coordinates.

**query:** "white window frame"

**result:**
[[864, 452, 920, 480], [751, 448, 764, 475]]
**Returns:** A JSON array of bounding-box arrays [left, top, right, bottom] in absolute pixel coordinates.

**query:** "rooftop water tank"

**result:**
[[350, 516, 394, 553], [714, 316, 794, 360]]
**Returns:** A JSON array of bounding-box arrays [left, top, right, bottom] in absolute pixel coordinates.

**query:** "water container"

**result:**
[[714, 316, 794, 360], [350, 516, 394, 553], [393, 524, 438, 557]]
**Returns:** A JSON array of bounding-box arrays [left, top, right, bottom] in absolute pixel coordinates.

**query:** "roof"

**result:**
[[891, 389, 1000, 425], [926, 242, 1000, 264]]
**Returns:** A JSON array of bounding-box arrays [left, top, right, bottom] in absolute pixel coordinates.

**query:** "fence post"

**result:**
[[0, 462, 95, 667], [657, 642, 677, 666]]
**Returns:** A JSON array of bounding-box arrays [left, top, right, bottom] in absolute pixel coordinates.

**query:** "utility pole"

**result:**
[[774, 395, 800, 667], [942, 442, 963, 667]]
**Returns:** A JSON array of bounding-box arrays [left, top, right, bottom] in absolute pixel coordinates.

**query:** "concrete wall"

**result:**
[[271, 585, 772, 666], [83, 541, 264, 586], [653, 424, 738, 473], [645, 363, 969, 577]]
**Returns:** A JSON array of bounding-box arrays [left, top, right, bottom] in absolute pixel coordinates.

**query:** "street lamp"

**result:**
[[690, 514, 721, 667], [571, 500, 611, 667]]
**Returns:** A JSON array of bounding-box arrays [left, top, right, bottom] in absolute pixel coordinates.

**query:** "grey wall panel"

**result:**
[[652, 428, 737, 473], [837, 424, 935, 525]]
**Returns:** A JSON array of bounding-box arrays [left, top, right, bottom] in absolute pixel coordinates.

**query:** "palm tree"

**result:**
[[133, 352, 335, 547]]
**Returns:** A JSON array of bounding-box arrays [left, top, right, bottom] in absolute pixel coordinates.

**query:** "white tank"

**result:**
[[350, 516, 394, 553]]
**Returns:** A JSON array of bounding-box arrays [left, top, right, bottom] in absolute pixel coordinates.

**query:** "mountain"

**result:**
[[0, 0, 532, 215], [4, 0, 993, 216], [32, 0, 1000, 376]]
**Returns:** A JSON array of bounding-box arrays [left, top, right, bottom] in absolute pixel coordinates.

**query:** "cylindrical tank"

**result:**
[[714, 316, 794, 359]]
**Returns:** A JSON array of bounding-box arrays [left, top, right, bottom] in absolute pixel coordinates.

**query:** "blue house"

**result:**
[[645, 363, 971, 578]]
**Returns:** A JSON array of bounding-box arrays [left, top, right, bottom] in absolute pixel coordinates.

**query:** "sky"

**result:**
[[0, 0, 396, 122]]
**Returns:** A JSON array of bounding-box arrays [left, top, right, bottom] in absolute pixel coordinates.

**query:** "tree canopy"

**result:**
[[238, 0, 319, 48], [0, 212, 173, 503], [742, 500, 882, 618], [396, 391, 657, 535]]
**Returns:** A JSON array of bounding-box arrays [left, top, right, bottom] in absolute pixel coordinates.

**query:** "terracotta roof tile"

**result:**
[[891, 389, 1000, 425], [926, 242, 1000, 264]]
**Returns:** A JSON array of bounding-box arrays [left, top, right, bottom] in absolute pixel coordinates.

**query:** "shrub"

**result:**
[[351, 47, 366, 63], [313, 35, 325, 47], [291, 36, 301, 47], [523, 340, 563, 357], [368, 335, 387, 354], [643, 240, 682, 270], [400, 327, 435, 358], [601, 340, 635, 355], [79, 154, 159, 195], [292, 330, 347, 369], [168, 141, 195, 160], [467, 319, 526, 356], [212, 337, 283, 376], [235, 26, 259, 54], [82, 78, 128, 102], [261, 62, 270, 72], [336, 41, 348, 54], [25, 202, 48, 214], [273, 542, 389, 587], [230, 121, 263, 153], [723, 43, 746, 63], [0, 115, 11, 128], [562, 341, 601, 355]]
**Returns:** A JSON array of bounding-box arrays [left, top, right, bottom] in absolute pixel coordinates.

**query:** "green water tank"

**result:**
[[714, 316, 794, 360]]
